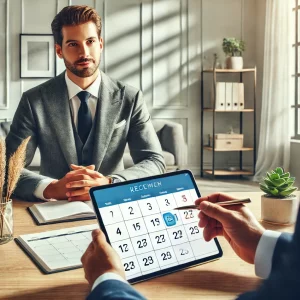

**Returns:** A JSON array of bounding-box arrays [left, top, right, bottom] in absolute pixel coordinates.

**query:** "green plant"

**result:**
[[259, 167, 298, 198], [222, 37, 245, 57]]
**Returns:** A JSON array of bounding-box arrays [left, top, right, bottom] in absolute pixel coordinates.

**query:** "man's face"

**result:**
[[55, 21, 103, 78]]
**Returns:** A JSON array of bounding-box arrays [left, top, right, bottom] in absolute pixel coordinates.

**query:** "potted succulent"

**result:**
[[260, 167, 299, 225], [222, 37, 245, 70]]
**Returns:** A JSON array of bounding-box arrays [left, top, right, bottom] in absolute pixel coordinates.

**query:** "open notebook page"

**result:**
[[35, 200, 95, 222]]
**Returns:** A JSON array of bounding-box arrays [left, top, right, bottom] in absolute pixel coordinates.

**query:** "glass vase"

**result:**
[[0, 199, 13, 245]]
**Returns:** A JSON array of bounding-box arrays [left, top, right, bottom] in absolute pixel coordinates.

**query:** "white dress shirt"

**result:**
[[34, 72, 101, 200], [254, 230, 282, 279], [92, 231, 282, 291]]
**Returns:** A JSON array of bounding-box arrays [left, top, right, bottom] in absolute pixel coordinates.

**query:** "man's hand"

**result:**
[[43, 164, 108, 201], [65, 165, 110, 201], [195, 193, 265, 264], [81, 229, 125, 287]]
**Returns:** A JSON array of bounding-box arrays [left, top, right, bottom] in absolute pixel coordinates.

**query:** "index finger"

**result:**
[[195, 193, 235, 206], [70, 164, 96, 171], [66, 168, 104, 178], [92, 229, 108, 250]]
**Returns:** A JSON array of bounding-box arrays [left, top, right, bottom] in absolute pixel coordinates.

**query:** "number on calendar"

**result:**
[[173, 230, 183, 239], [118, 243, 129, 253], [184, 210, 194, 219], [128, 206, 134, 215], [116, 228, 121, 235], [124, 261, 135, 271], [133, 222, 141, 231], [165, 199, 170, 206], [161, 251, 172, 260], [182, 195, 187, 202], [147, 203, 152, 210], [143, 256, 154, 266], [155, 234, 165, 244], [110, 211, 113, 217], [137, 239, 147, 248], [150, 218, 160, 227], [189, 226, 200, 235], [180, 248, 189, 255]]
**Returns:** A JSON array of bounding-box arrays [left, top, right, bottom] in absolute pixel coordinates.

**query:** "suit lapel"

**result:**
[[92, 71, 124, 170], [42, 72, 78, 167]]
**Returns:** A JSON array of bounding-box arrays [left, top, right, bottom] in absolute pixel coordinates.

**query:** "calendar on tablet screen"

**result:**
[[90, 170, 222, 283]]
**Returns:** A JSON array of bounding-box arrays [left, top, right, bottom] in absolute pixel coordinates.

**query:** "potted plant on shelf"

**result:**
[[222, 37, 245, 70], [260, 167, 299, 225]]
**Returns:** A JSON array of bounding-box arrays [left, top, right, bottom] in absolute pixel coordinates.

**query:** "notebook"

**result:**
[[15, 224, 98, 274], [28, 200, 96, 225]]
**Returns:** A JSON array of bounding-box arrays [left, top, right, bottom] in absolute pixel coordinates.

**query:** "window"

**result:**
[[293, 0, 300, 139]]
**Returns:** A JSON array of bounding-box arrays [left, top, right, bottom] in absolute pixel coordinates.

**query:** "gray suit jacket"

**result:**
[[6, 71, 165, 201]]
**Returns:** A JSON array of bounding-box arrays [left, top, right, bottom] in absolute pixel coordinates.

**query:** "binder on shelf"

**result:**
[[215, 82, 226, 110], [225, 82, 233, 111], [232, 83, 239, 111], [238, 83, 244, 110]]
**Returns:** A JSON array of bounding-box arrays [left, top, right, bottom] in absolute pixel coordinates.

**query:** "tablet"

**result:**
[[90, 170, 222, 284]]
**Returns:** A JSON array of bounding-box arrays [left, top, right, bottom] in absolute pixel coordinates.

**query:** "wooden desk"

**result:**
[[0, 192, 294, 300]]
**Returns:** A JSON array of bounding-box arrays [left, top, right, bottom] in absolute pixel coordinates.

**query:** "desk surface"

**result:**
[[0, 192, 294, 300]]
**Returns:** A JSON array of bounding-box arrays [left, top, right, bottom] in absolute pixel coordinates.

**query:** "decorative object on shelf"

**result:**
[[20, 34, 55, 78], [213, 53, 222, 69], [0, 136, 30, 244], [260, 167, 299, 225], [209, 133, 243, 150], [222, 37, 245, 70]]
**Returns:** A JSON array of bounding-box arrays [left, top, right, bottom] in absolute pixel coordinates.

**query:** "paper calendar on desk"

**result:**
[[15, 224, 98, 274], [90, 170, 222, 284]]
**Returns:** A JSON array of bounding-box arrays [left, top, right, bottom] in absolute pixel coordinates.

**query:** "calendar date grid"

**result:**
[[101, 189, 205, 277]]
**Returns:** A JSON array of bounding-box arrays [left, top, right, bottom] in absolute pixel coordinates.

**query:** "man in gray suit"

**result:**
[[6, 5, 165, 202]]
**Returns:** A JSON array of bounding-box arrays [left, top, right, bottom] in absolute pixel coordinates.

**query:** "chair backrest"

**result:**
[[0, 121, 11, 137]]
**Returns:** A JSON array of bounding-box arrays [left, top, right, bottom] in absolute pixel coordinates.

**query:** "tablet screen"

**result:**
[[90, 170, 222, 283]]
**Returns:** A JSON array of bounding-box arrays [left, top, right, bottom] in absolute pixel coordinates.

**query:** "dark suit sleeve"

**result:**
[[87, 280, 147, 300], [270, 232, 293, 272], [237, 209, 300, 300]]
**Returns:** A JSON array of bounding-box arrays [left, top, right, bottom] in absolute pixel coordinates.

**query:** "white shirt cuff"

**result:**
[[91, 272, 128, 291], [111, 174, 125, 181], [33, 178, 56, 201], [254, 230, 282, 279]]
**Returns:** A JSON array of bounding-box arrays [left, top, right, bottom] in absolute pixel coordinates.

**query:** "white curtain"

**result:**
[[254, 0, 293, 180]]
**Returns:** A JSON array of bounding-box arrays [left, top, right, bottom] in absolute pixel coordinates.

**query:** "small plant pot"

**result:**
[[226, 57, 243, 70], [261, 194, 300, 225]]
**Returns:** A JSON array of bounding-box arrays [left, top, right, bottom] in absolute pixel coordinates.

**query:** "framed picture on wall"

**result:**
[[20, 34, 56, 78]]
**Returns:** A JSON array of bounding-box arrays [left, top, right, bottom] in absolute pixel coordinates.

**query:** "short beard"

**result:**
[[64, 57, 100, 78]]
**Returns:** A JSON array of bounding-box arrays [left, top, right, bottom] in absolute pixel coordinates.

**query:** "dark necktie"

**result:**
[[77, 91, 92, 144]]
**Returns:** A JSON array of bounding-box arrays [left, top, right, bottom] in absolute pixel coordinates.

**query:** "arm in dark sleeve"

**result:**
[[237, 211, 300, 300], [87, 280, 147, 300]]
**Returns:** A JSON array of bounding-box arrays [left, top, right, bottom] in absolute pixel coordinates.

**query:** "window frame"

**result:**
[[293, 0, 300, 139]]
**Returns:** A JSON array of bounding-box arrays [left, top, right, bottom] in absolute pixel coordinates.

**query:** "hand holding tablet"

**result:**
[[89, 170, 222, 283]]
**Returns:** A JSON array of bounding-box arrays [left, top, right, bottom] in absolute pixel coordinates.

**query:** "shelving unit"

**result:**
[[200, 66, 257, 177]]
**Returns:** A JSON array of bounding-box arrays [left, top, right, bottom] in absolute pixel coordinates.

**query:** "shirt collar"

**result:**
[[65, 71, 101, 100]]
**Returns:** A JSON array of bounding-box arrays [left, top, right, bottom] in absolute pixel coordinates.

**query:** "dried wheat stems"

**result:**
[[5, 136, 30, 201], [0, 136, 30, 239]]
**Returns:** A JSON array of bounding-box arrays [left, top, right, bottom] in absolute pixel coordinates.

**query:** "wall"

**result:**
[[0, 0, 261, 175]]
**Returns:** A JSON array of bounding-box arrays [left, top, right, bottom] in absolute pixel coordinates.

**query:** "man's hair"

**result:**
[[51, 5, 102, 46]]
